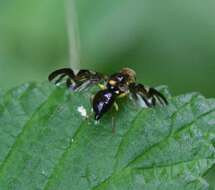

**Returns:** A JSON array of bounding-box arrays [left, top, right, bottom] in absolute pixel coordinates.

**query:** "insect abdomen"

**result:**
[[93, 89, 116, 120]]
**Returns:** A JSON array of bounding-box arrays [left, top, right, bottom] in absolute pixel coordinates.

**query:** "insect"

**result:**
[[48, 68, 168, 120]]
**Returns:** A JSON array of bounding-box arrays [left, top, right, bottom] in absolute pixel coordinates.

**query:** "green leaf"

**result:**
[[0, 82, 214, 190]]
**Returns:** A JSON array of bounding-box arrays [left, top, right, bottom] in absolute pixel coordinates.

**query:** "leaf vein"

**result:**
[[92, 96, 215, 190], [43, 120, 87, 190]]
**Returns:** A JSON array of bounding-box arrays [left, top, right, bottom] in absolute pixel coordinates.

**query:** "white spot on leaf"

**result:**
[[77, 106, 88, 118]]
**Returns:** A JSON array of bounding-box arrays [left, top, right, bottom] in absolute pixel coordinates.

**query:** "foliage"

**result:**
[[0, 82, 214, 190]]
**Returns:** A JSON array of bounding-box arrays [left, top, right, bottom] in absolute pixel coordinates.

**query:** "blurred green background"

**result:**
[[0, 0, 215, 187], [0, 0, 215, 97]]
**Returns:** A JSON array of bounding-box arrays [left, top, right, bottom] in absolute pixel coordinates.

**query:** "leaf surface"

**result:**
[[0, 82, 214, 190]]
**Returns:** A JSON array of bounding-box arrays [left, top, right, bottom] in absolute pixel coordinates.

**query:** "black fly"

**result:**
[[48, 68, 168, 120]]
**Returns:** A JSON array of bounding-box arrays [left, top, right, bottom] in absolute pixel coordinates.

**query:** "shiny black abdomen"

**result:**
[[93, 89, 116, 120]]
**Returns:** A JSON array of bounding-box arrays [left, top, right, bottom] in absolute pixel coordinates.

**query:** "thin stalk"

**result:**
[[65, 0, 80, 70]]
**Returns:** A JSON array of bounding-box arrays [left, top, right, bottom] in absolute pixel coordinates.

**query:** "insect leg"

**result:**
[[54, 74, 67, 85], [129, 83, 152, 107], [75, 70, 107, 91], [148, 88, 168, 106], [48, 68, 75, 83], [98, 84, 106, 90], [118, 92, 129, 98], [66, 78, 77, 90], [113, 102, 119, 111]]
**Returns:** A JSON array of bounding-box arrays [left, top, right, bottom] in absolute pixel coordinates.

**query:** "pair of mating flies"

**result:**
[[48, 68, 168, 120]]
